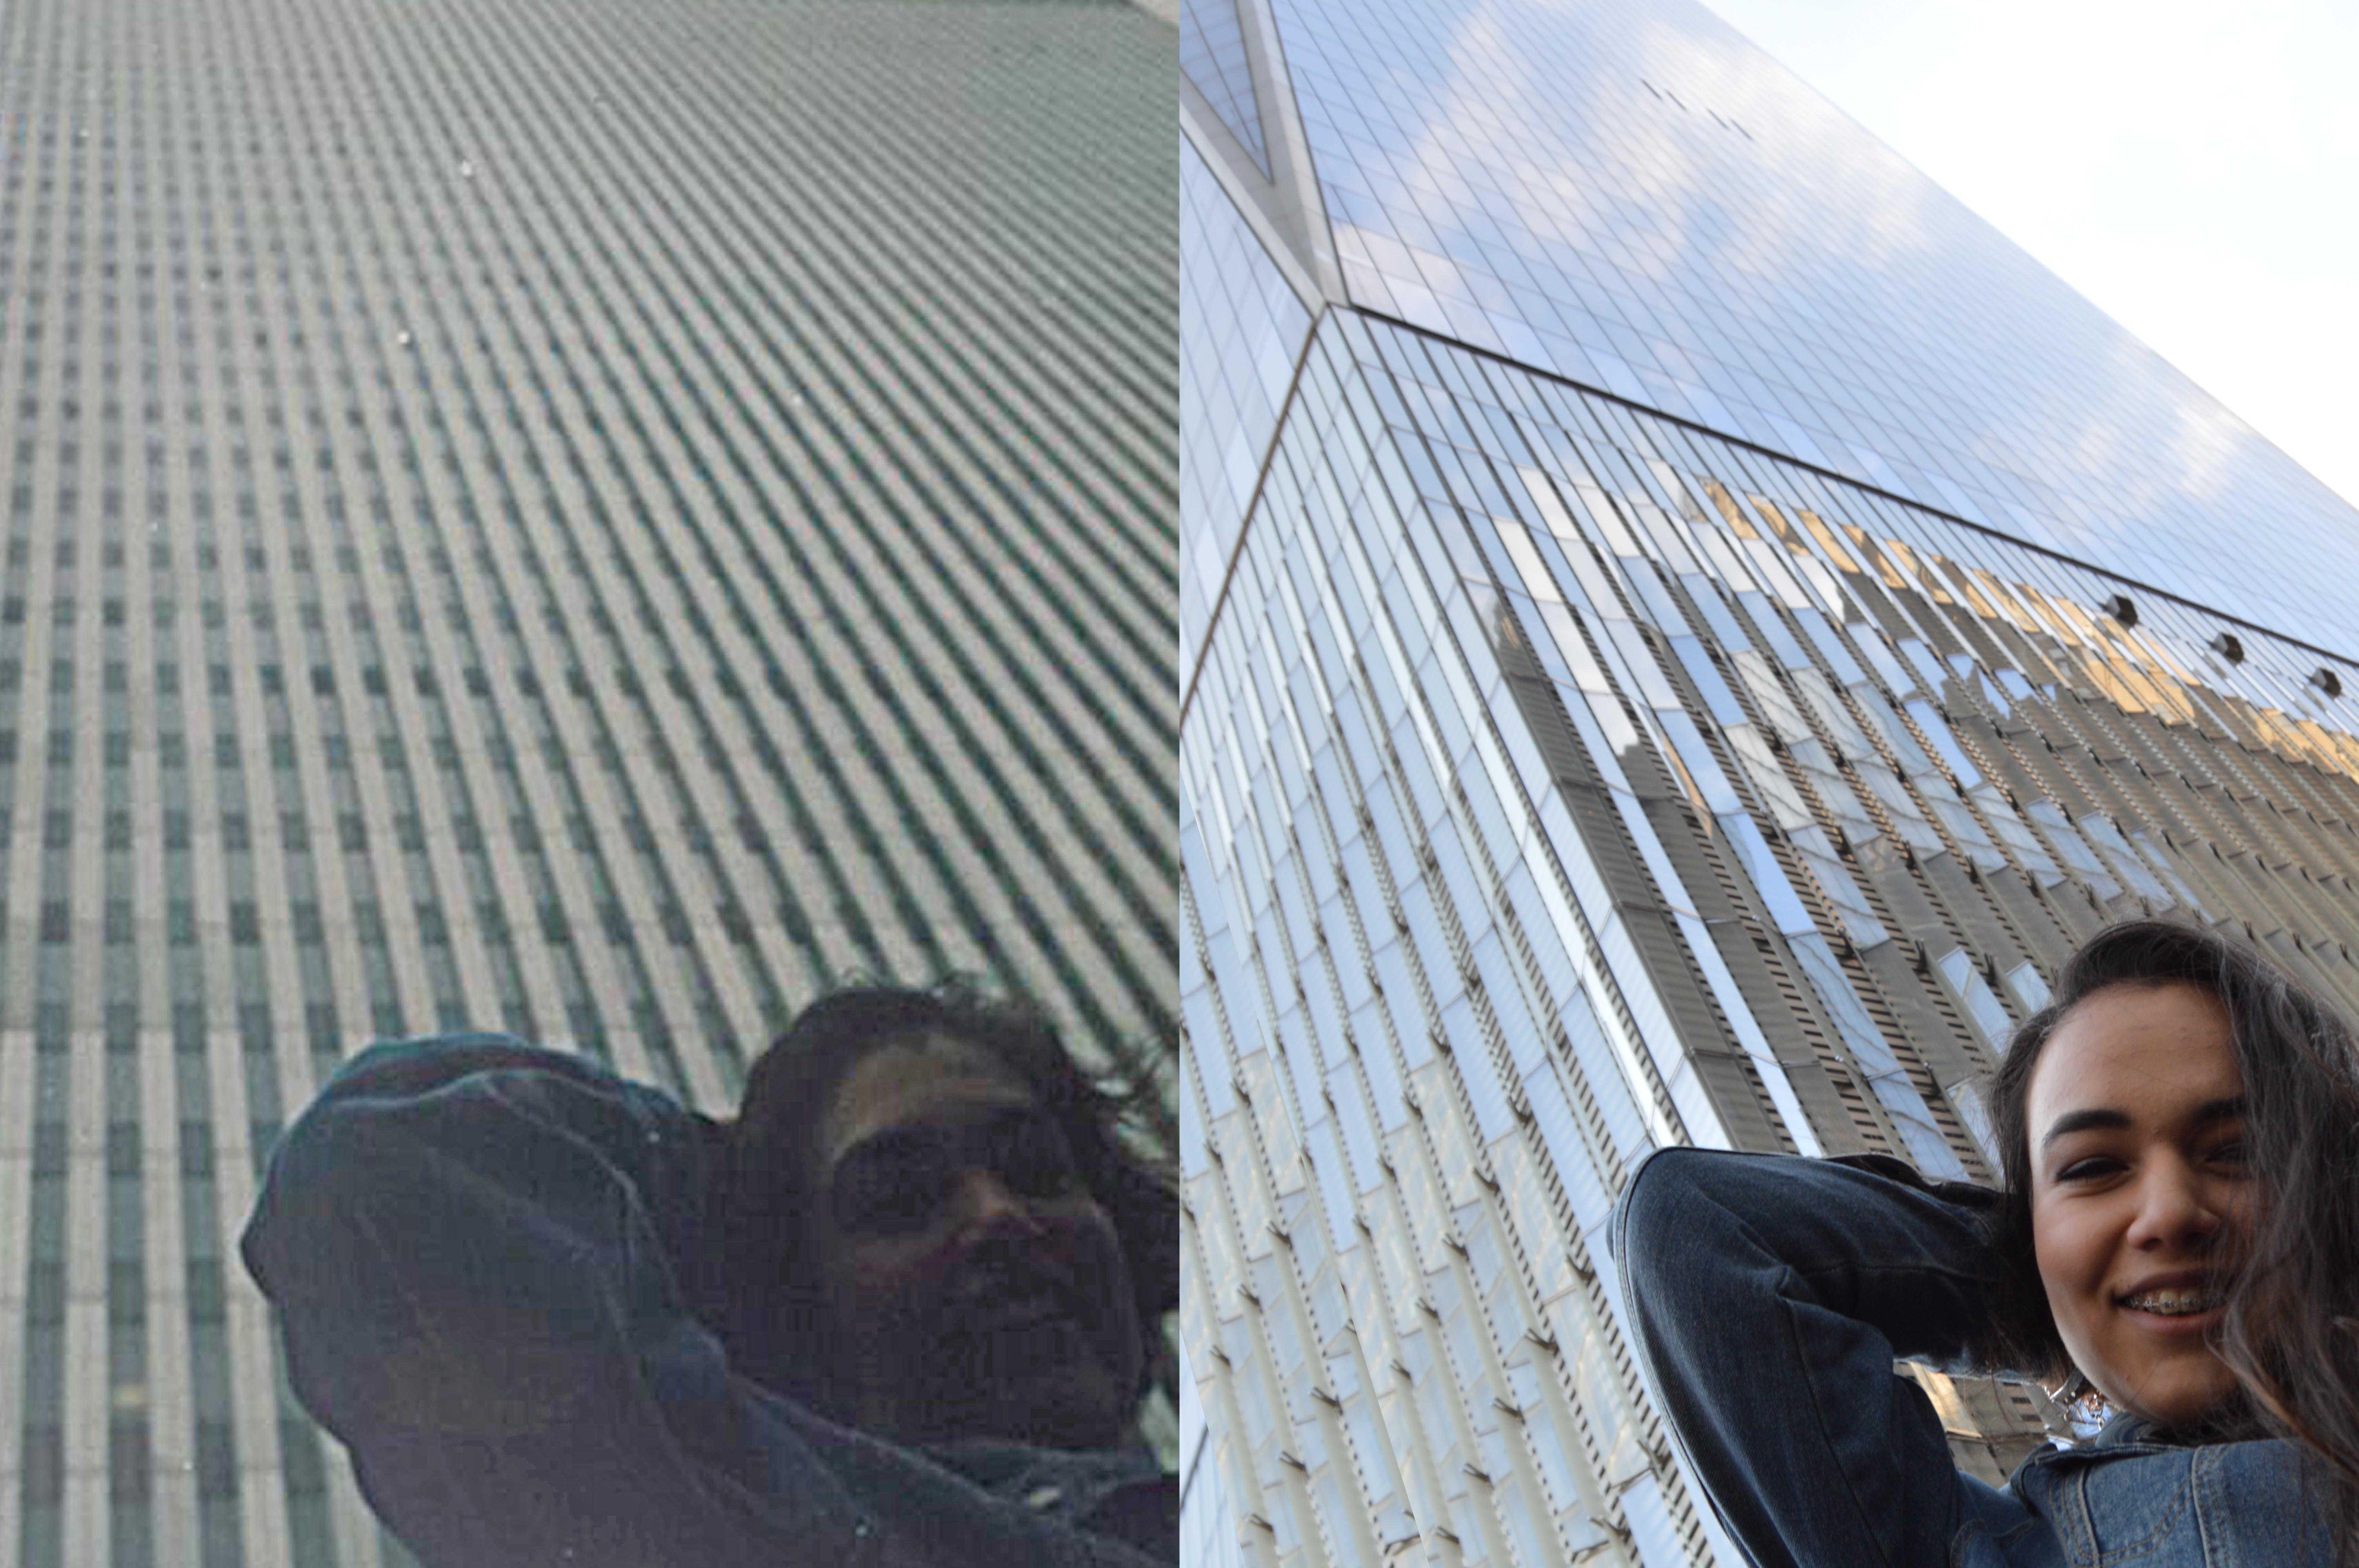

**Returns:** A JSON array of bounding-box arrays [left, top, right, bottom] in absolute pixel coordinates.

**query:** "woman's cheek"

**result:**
[[2032, 1201, 2100, 1341], [851, 1234, 958, 1298]]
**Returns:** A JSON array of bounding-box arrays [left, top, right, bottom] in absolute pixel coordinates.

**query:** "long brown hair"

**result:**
[[1978, 918, 2359, 1561]]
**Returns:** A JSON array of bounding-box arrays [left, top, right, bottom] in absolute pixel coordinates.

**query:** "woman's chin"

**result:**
[[861, 1335, 1131, 1450], [2092, 1352, 2246, 1436]]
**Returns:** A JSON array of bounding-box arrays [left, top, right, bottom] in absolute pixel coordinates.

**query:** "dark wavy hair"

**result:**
[[712, 978, 1178, 1428], [1977, 918, 2359, 1562]]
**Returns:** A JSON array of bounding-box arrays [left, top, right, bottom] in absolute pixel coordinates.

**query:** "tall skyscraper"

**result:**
[[1178, 0, 2359, 1563], [0, 0, 1176, 1564]]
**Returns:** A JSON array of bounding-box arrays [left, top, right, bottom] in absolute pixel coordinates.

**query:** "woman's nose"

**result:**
[[2124, 1156, 2223, 1251], [949, 1169, 1043, 1244]]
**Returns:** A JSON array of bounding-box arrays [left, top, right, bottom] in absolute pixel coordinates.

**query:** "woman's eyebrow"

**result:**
[[831, 1107, 1055, 1175], [983, 1105, 1063, 1139], [2039, 1095, 2248, 1152], [2186, 1095, 2247, 1129], [830, 1127, 943, 1183], [2040, 1107, 2132, 1152]]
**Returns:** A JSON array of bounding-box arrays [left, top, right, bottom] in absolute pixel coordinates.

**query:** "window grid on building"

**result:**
[[1181, 299, 2359, 1568]]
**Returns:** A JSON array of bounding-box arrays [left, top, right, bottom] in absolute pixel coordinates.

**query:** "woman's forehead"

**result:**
[[2029, 981, 2240, 1121], [820, 1034, 1037, 1165]]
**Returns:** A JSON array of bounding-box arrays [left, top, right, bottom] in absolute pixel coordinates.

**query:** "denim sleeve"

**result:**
[[1607, 1147, 2009, 1568], [239, 1034, 1166, 1568]]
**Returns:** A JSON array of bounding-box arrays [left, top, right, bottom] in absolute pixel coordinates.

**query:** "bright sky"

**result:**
[[1699, 0, 2359, 516]]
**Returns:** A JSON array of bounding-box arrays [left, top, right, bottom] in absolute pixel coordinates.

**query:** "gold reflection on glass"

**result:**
[[2089, 629, 2172, 715], [1704, 477, 1756, 538], [1844, 524, 1912, 593], [1655, 731, 1717, 830], [1749, 494, 1812, 557], [2288, 720, 2335, 773], [2012, 582, 2081, 647], [1930, 555, 1997, 621], [1797, 510, 1859, 574], [1971, 568, 2044, 639], [1878, 537, 1954, 605], [2047, 593, 2103, 646], [2125, 625, 2198, 690]]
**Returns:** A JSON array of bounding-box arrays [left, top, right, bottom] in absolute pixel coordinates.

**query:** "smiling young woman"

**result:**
[[1610, 918, 2359, 1568]]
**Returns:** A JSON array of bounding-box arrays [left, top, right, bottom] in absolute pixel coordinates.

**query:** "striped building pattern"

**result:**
[[0, 0, 1177, 1564], [1177, 0, 2359, 1564]]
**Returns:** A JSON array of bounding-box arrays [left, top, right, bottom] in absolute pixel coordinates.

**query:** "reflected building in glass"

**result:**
[[0, 0, 1176, 1564], [1178, 0, 2359, 1563]]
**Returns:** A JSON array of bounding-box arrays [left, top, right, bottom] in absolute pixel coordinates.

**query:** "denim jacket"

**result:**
[[239, 1034, 1175, 1568], [1608, 1148, 2330, 1568]]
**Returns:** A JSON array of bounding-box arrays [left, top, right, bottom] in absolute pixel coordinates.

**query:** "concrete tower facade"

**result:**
[[0, 0, 1176, 1563]]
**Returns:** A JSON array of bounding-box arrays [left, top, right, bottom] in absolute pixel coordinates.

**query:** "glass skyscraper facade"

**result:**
[[0, 0, 1176, 1564], [1178, 0, 2359, 1564]]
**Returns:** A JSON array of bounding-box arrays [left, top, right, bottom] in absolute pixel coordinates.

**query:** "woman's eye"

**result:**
[[2056, 1156, 2121, 1183], [834, 1153, 950, 1236], [996, 1120, 1079, 1198], [2209, 1141, 2248, 1169], [841, 1179, 940, 1236]]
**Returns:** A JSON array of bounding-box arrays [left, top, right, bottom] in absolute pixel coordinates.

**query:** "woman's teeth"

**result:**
[[2121, 1287, 2223, 1316]]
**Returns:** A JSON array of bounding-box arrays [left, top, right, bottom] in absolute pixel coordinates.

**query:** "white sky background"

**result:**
[[1699, 0, 2359, 512]]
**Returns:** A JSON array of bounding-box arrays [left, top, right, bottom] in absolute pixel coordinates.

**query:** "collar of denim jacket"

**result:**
[[2094, 1409, 2166, 1448]]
